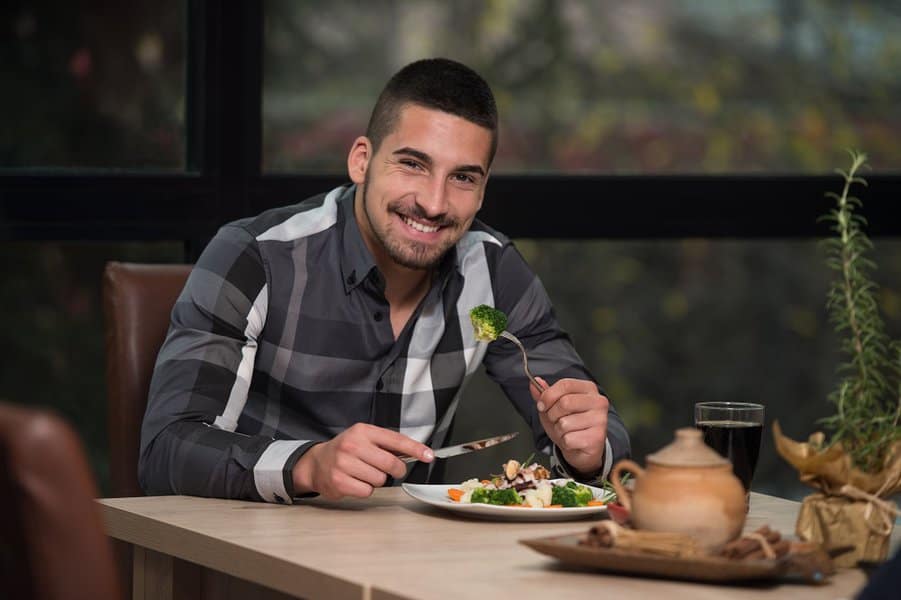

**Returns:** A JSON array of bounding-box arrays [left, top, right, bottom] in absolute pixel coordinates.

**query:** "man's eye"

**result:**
[[400, 159, 423, 170], [453, 173, 477, 184]]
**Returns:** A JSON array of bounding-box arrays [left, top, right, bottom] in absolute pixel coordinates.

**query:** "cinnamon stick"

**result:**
[[719, 525, 789, 560]]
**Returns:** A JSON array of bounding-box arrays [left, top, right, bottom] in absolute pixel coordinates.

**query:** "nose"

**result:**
[[416, 177, 449, 219]]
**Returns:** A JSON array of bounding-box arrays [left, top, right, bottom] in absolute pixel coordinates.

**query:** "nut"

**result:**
[[504, 459, 521, 480]]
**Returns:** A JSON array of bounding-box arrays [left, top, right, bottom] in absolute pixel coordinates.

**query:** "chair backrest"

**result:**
[[0, 401, 121, 600], [102, 261, 191, 498]]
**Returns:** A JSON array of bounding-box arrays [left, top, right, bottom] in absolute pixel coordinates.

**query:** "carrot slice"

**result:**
[[546, 504, 563, 508], [587, 500, 606, 507], [447, 488, 465, 502]]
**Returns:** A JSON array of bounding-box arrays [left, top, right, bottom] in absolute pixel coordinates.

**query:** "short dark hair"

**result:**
[[365, 58, 499, 165]]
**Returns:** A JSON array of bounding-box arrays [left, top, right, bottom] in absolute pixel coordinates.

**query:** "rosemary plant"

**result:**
[[819, 150, 901, 473]]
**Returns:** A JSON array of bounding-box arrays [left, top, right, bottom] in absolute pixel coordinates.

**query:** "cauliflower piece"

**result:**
[[522, 483, 554, 508], [535, 481, 553, 507], [460, 478, 482, 492], [523, 488, 542, 508]]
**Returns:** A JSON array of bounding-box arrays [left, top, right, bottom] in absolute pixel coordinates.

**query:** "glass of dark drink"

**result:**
[[694, 402, 765, 498]]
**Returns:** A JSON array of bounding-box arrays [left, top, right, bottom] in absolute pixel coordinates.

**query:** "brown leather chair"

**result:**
[[0, 401, 121, 600], [102, 261, 192, 498], [102, 261, 191, 596]]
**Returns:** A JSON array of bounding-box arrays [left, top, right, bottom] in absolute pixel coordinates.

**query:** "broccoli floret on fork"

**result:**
[[468, 304, 546, 392], [469, 304, 508, 342]]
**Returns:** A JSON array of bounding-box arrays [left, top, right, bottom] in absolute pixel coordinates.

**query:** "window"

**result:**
[[3, 1, 186, 170], [263, 0, 901, 174], [0, 242, 185, 491], [450, 238, 901, 500], [2, 1, 899, 499]]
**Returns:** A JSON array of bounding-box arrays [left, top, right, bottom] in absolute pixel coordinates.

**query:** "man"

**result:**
[[139, 58, 630, 503]]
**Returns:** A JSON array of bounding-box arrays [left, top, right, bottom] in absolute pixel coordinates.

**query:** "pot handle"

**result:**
[[610, 459, 644, 512]]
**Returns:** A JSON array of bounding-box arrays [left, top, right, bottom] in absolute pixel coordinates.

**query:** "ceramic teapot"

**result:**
[[610, 427, 746, 551]]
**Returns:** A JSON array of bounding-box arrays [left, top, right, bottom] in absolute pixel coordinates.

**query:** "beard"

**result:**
[[361, 177, 464, 270]]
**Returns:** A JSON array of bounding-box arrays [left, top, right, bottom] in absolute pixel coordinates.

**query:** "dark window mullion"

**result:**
[[250, 174, 901, 239], [182, 0, 263, 259], [185, 0, 208, 174], [481, 175, 901, 239], [215, 0, 262, 221]]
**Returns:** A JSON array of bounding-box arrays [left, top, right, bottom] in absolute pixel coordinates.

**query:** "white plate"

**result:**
[[401, 479, 610, 522]]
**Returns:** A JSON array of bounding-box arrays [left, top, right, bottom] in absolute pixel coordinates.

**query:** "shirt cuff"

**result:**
[[551, 438, 614, 484], [253, 440, 314, 504]]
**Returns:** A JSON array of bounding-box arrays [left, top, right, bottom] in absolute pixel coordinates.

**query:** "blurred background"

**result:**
[[2, 0, 900, 501]]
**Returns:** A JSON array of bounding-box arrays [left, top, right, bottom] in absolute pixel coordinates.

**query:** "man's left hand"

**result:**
[[529, 377, 608, 475]]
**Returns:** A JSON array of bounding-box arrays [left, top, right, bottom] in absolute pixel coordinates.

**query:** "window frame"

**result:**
[[1, 0, 899, 259]]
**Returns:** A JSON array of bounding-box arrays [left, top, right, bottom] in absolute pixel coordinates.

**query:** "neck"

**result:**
[[352, 186, 433, 308], [380, 262, 431, 307], [381, 261, 433, 340]]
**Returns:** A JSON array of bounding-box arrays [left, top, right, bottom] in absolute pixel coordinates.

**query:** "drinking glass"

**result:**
[[694, 402, 765, 495]]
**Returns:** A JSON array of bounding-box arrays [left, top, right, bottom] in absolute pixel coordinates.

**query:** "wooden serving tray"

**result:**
[[520, 533, 832, 584]]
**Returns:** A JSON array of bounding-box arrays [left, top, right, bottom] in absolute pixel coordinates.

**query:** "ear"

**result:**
[[347, 136, 372, 185]]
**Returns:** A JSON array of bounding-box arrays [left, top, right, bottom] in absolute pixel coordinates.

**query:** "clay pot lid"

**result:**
[[647, 428, 730, 467]]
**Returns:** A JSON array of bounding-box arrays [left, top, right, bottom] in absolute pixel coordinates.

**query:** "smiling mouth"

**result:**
[[400, 214, 441, 234]]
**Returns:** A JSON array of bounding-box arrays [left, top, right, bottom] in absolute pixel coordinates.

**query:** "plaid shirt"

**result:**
[[139, 184, 630, 503]]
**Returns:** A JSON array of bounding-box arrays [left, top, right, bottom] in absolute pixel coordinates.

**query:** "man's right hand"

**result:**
[[291, 423, 434, 500]]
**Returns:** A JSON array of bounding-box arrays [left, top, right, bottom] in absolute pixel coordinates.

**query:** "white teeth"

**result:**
[[402, 215, 439, 233]]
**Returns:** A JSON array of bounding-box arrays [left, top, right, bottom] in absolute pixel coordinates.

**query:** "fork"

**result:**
[[499, 331, 547, 393]]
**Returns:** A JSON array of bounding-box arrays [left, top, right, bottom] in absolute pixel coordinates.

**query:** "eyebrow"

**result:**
[[393, 147, 486, 177]]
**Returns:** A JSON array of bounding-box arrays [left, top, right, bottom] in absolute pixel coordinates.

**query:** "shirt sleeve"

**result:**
[[138, 224, 312, 503], [480, 242, 631, 483]]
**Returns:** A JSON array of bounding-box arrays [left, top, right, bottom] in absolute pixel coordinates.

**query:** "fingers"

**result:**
[[303, 424, 433, 500], [534, 378, 602, 415], [532, 378, 610, 473], [319, 470, 376, 501], [364, 424, 435, 463], [331, 434, 406, 480], [549, 410, 602, 439], [530, 376, 548, 410], [557, 427, 606, 452], [543, 391, 609, 425], [535, 377, 608, 422]]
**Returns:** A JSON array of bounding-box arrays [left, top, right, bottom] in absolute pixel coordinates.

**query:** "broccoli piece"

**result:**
[[570, 481, 594, 505], [470, 487, 523, 506], [469, 305, 508, 342], [551, 484, 577, 507], [470, 488, 491, 504], [551, 481, 594, 507], [489, 488, 523, 506]]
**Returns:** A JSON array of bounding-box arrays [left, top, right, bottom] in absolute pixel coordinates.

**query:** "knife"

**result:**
[[400, 431, 519, 463]]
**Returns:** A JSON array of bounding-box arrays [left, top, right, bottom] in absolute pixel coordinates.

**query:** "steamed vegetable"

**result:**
[[447, 459, 603, 508], [551, 480, 594, 507], [470, 487, 524, 506], [469, 304, 508, 342]]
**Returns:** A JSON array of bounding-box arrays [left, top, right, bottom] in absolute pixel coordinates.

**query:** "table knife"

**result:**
[[400, 431, 519, 463]]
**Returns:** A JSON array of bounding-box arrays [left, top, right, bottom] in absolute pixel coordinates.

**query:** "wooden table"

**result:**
[[99, 491, 897, 600]]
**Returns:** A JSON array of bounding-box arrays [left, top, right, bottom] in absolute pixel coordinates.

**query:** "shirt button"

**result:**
[[376, 378, 384, 391], [346, 272, 356, 285], [373, 311, 384, 321]]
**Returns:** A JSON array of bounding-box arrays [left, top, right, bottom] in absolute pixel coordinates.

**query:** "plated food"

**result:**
[[402, 458, 614, 521], [447, 459, 611, 509]]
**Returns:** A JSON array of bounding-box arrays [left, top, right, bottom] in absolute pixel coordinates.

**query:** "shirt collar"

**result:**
[[338, 183, 459, 295], [338, 184, 376, 294]]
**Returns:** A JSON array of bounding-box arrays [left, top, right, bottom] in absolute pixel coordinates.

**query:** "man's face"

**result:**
[[349, 104, 492, 271]]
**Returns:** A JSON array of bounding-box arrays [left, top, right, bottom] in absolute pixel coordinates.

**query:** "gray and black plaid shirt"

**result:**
[[139, 184, 630, 503]]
